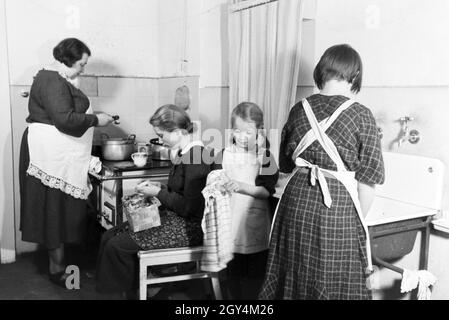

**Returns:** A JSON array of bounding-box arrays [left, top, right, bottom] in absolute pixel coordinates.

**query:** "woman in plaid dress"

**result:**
[[259, 44, 385, 300]]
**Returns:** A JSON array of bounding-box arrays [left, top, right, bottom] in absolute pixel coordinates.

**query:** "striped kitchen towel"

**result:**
[[200, 170, 234, 272]]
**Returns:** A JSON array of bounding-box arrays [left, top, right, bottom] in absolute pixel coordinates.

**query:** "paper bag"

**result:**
[[123, 194, 161, 232]]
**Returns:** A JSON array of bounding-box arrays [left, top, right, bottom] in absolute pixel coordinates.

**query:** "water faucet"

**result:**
[[398, 116, 414, 148]]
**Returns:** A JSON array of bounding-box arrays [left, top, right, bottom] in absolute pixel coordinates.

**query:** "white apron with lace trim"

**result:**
[[223, 146, 271, 254], [27, 106, 94, 200], [271, 98, 374, 272]]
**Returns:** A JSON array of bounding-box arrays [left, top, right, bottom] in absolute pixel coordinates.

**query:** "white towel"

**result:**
[[89, 156, 102, 174], [401, 269, 437, 300], [200, 170, 234, 272]]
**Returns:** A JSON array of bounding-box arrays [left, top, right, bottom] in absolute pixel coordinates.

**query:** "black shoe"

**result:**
[[49, 271, 68, 289]]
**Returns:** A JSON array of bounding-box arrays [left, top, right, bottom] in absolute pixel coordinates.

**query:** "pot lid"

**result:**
[[101, 133, 136, 144], [149, 138, 164, 146]]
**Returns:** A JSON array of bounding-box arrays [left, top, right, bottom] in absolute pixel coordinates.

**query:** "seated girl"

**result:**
[[95, 104, 215, 298]]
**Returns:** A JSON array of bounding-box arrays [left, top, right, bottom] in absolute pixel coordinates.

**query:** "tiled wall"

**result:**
[[78, 75, 199, 146]]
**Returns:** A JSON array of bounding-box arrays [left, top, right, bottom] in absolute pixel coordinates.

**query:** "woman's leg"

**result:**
[[48, 244, 65, 274], [226, 254, 245, 299], [96, 229, 140, 295], [242, 250, 268, 299]]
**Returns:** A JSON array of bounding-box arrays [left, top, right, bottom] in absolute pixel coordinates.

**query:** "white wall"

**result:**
[[0, 0, 16, 263], [314, 0, 449, 87], [158, 0, 201, 77], [5, 0, 160, 85]]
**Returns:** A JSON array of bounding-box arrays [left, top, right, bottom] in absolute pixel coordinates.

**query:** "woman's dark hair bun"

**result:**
[[53, 38, 91, 67]]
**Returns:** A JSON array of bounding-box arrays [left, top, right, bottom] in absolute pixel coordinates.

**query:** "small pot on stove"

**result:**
[[149, 138, 171, 161]]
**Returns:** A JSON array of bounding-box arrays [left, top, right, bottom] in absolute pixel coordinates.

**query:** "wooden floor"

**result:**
[[0, 245, 264, 300], [0, 248, 219, 300]]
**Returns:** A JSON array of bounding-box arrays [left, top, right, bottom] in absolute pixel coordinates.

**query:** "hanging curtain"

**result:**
[[228, 0, 304, 158]]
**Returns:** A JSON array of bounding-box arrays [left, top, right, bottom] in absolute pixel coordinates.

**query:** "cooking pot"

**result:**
[[101, 133, 136, 161], [149, 138, 171, 161]]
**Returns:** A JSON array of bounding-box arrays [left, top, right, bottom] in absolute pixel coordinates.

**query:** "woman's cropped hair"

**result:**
[[313, 44, 363, 93]]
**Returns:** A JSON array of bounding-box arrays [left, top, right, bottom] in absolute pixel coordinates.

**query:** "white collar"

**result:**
[[180, 140, 204, 155], [43, 63, 80, 89]]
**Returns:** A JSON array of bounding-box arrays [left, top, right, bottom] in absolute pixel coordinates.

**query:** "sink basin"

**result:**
[[367, 152, 444, 260], [369, 218, 424, 261], [366, 197, 436, 226], [366, 152, 444, 226], [373, 152, 444, 211]]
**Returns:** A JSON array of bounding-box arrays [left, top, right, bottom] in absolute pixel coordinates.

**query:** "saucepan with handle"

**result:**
[[101, 133, 136, 161]]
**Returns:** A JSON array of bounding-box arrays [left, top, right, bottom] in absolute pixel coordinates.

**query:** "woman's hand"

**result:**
[[96, 113, 114, 127], [135, 180, 161, 197]]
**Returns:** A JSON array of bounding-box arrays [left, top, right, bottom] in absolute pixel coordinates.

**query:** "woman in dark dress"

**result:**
[[95, 104, 215, 297], [259, 44, 385, 300], [19, 38, 114, 286]]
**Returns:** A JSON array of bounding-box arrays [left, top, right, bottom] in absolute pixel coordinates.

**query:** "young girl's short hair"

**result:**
[[313, 44, 363, 93], [149, 104, 195, 134], [230, 102, 270, 150]]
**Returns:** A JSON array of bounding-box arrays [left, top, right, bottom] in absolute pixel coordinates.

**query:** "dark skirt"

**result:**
[[19, 128, 87, 250], [259, 170, 371, 300]]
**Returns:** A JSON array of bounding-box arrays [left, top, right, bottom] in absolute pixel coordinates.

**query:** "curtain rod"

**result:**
[[230, 0, 278, 13]]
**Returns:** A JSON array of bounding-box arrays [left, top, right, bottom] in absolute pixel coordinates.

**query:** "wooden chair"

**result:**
[[138, 246, 223, 300]]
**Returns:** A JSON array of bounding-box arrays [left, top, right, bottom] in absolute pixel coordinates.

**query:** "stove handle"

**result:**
[[103, 201, 116, 226]]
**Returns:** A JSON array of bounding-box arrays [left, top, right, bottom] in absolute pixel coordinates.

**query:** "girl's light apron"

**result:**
[[223, 146, 271, 254], [271, 98, 373, 272]]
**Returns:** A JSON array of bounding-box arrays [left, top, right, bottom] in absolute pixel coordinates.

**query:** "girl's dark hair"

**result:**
[[149, 104, 194, 134], [53, 38, 91, 67], [230, 102, 270, 150], [313, 44, 363, 93]]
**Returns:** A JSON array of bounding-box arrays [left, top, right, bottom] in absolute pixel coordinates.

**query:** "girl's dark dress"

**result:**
[[96, 145, 215, 293], [259, 94, 385, 300]]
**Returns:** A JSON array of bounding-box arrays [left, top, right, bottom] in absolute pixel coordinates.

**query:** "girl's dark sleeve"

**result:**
[[41, 78, 98, 137], [279, 104, 298, 173], [255, 150, 279, 195], [211, 149, 224, 170], [355, 107, 385, 185], [157, 163, 209, 221]]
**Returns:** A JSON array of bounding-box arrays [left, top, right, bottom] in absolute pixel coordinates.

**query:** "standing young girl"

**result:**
[[214, 102, 279, 299]]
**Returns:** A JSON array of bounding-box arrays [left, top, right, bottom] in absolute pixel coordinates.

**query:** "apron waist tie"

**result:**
[[295, 158, 333, 208], [295, 158, 375, 272]]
